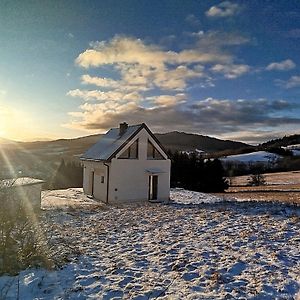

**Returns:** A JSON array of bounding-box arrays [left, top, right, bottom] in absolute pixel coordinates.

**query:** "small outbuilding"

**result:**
[[0, 177, 44, 213], [81, 123, 171, 203]]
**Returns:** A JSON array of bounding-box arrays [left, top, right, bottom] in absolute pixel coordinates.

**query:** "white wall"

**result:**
[[82, 127, 171, 203], [83, 160, 108, 202], [109, 128, 170, 202]]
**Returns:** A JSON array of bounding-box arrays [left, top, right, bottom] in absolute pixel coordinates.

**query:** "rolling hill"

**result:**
[[155, 131, 250, 153], [0, 137, 16, 145], [1, 131, 251, 158], [261, 134, 300, 148]]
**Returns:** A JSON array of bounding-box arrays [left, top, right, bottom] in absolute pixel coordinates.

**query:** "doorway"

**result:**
[[148, 175, 158, 201], [89, 171, 94, 196]]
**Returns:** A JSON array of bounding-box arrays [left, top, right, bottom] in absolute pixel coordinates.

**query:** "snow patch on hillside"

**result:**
[[221, 151, 281, 163]]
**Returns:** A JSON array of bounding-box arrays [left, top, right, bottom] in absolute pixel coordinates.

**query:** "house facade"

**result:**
[[81, 123, 171, 203]]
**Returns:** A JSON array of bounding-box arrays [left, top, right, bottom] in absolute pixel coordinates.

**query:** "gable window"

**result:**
[[119, 139, 139, 159], [147, 140, 164, 160]]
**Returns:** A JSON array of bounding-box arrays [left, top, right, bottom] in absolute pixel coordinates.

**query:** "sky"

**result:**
[[0, 0, 300, 144]]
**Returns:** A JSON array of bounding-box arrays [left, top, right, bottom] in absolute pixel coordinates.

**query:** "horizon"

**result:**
[[1, 1, 300, 144], [1, 126, 298, 146]]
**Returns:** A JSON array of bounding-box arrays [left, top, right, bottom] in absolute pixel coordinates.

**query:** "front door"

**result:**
[[89, 171, 94, 196], [148, 175, 158, 201]]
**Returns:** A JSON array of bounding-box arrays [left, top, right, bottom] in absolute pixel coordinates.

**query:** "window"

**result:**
[[119, 139, 139, 159], [147, 140, 164, 160], [101, 176, 104, 183]]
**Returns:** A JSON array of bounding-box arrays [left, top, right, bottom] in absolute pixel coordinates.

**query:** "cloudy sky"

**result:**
[[0, 0, 300, 144]]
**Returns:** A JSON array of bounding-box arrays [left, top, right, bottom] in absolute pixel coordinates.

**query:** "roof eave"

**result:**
[[80, 157, 110, 163]]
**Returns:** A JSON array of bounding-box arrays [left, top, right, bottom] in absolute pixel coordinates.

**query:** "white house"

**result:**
[[81, 123, 171, 203]]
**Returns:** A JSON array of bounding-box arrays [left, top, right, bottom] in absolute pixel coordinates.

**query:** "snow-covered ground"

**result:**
[[221, 151, 282, 163], [292, 149, 300, 156], [0, 188, 299, 299]]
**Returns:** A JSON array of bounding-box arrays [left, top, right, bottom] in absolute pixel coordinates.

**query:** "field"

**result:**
[[222, 171, 300, 204], [0, 188, 299, 299]]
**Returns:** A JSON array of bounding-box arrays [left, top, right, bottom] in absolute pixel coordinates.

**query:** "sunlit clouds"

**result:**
[[64, 25, 300, 143], [205, 1, 241, 18], [66, 33, 252, 132], [210, 63, 250, 79]]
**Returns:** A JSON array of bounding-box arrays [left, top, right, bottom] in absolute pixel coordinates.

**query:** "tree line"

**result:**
[[169, 151, 229, 192], [49, 159, 83, 189], [50, 154, 229, 193]]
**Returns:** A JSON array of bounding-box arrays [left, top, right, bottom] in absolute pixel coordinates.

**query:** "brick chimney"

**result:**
[[119, 122, 128, 135]]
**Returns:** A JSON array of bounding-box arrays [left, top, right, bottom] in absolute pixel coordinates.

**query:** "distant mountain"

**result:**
[[155, 131, 251, 153], [0, 131, 253, 181], [12, 131, 250, 157], [18, 134, 104, 157], [0, 137, 15, 145], [261, 134, 300, 148]]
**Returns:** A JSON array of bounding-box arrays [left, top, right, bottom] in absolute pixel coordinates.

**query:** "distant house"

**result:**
[[81, 123, 171, 203], [0, 177, 44, 212]]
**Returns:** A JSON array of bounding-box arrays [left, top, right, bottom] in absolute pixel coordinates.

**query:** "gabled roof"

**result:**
[[0, 177, 45, 189], [81, 123, 168, 162]]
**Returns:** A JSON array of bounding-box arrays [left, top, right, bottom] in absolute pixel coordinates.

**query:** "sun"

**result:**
[[0, 105, 38, 141]]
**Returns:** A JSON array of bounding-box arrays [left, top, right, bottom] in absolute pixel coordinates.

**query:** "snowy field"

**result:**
[[0, 188, 299, 299], [220, 151, 281, 163]]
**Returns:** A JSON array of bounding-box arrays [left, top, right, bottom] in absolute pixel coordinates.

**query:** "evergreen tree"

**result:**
[[169, 151, 228, 192], [51, 159, 83, 189]]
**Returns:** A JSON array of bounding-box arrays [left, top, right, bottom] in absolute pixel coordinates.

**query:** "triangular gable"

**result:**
[[81, 123, 169, 162], [141, 124, 169, 159], [109, 123, 169, 160]]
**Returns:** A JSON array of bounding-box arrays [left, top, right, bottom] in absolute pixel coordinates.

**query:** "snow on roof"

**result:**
[[81, 124, 143, 161], [0, 177, 44, 189], [220, 151, 282, 163]]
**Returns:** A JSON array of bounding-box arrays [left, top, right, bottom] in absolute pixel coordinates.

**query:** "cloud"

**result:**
[[285, 28, 300, 39], [185, 14, 201, 26], [285, 76, 300, 88], [74, 35, 238, 99], [266, 59, 296, 71], [276, 75, 300, 88], [65, 96, 298, 144], [206, 1, 240, 18], [210, 64, 250, 78], [217, 130, 294, 145], [66, 35, 260, 140], [191, 98, 293, 126], [81, 74, 119, 88], [77, 37, 167, 68], [147, 94, 187, 107], [76, 35, 234, 69], [67, 89, 141, 102]]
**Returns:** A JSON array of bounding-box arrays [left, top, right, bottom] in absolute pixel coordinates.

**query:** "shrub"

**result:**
[[247, 173, 266, 186], [0, 183, 53, 275]]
